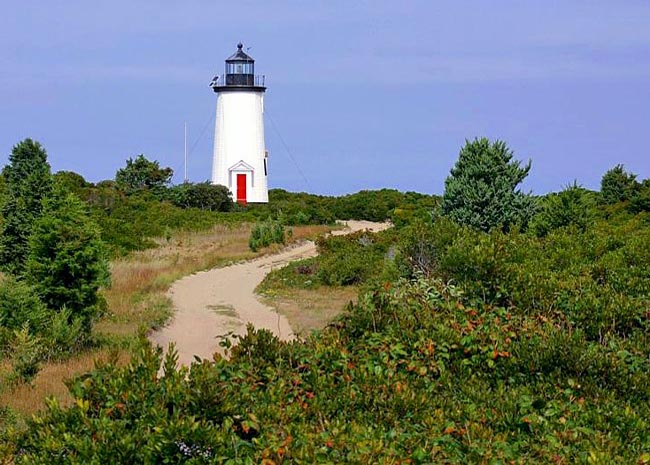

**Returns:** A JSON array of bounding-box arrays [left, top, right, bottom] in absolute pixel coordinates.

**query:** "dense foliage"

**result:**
[[528, 183, 596, 236], [600, 164, 638, 204], [0, 140, 109, 384], [259, 188, 437, 226], [249, 219, 287, 252], [0, 277, 89, 383], [0, 139, 53, 274], [168, 182, 234, 212], [5, 175, 649, 462], [0, 276, 48, 336], [441, 138, 535, 232], [258, 229, 397, 289], [68, 181, 246, 255], [2, 135, 648, 462], [115, 154, 173, 195], [25, 188, 110, 333], [600, 164, 650, 214], [68, 180, 436, 256]]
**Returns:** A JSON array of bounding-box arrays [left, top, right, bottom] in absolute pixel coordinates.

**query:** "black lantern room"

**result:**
[[210, 43, 265, 92]]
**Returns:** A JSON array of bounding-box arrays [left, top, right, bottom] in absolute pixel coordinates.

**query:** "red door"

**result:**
[[236, 174, 247, 205]]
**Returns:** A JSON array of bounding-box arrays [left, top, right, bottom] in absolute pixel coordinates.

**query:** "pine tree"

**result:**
[[529, 182, 596, 236], [25, 187, 110, 333], [600, 164, 639, 204], [0, 139, 53, 274], [441, 138, 535, 232]]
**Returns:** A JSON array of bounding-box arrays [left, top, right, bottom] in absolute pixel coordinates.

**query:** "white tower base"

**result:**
[[211, 90, 268, 204]]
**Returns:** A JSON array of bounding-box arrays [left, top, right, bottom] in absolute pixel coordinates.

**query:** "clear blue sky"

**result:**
[[1, 1, 649, 195]]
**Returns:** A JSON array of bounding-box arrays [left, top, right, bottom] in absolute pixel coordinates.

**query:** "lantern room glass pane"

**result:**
[[226, 62, 253, 75]]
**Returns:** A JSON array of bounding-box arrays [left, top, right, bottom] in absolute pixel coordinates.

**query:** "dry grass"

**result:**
[[0, 222, 334, 417], [260, 286, 358, 337], [0, 349, 131, 416]]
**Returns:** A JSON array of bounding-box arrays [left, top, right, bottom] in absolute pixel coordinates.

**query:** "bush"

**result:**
[[8, 277, 649, 463], [9, 326, 42, 384], [41, 309, 87, 358], [0, 277, 88, 369], [394, 219, 441, 277], [316, 230, 394, 286], [5, 166, 650, 463], [249, 219, 286, 251], [169, 182, 233, 212]]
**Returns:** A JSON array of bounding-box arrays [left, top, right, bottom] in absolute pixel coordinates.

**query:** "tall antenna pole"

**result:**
[[183, 122, 188, 183]]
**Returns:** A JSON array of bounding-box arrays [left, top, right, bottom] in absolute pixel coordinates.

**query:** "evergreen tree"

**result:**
[[629, 179, 650, 213], [0, 275, 49, 333], [529, 182, 596, 236], [25, 187, 110, 333], [441, 138, 535, 232], [600, 164, 638, 204], [115, 154, 173, 195], [0, 139, 53, 274]]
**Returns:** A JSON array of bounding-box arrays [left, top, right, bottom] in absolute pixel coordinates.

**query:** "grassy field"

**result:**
[[0, 223, 333, 418]]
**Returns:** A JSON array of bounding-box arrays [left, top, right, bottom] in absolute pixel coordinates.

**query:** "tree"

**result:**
[[169, 182, 233, 211], [0, 139, 53, 274], [529, 182, 596, 236], [115, 154, 173, 194], [53, 170, 91, 196], [600, 164, 638, 204], [629, 179, 650, 213], [0, 275, 49, 333], [25, 188, 110, 333], [441, 138, 535, 232]]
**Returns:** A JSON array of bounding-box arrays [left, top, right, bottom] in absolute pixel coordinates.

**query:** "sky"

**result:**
[[1, 0, 649, 196]]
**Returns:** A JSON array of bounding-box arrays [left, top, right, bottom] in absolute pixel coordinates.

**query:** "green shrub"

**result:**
[[316, 230, 394, 286], [9, 326, 42, 384], [394, 218, 441, 277], [249, 219, 286, 251], [169, 182, 233, 212], [86, 188, 250, 256], [259, 229, 399, 291], [41, 309, 87, 359], [9, 278, 649, 463]]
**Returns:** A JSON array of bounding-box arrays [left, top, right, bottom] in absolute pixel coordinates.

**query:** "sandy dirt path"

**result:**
[[150, 220, 389, 367]]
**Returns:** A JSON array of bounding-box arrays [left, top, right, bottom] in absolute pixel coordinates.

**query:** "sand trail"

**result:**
[[150, 220, 389, 366]]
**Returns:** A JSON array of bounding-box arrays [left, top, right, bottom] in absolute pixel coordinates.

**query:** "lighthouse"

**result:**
[[210, 43, 268, 204]]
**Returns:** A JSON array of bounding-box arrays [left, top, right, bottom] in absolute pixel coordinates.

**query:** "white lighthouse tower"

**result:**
[[210, 43, 268, 204]]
